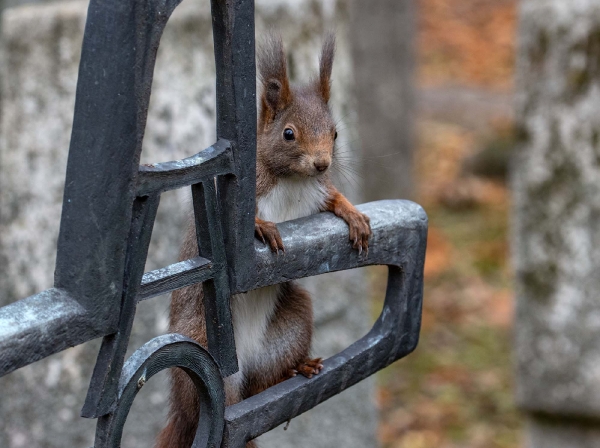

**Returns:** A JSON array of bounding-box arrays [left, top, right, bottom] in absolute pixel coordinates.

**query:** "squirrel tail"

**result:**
[[155, 368, 258, 448], [155, 417, 259, 448], [155, 366, 199, 448], [154, 412, 197, 448]]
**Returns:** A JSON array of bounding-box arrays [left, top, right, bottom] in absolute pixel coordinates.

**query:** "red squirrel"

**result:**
[[155, 33, 371, 448]]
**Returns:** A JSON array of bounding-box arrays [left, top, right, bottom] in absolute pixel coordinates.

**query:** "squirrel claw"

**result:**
[[255, 218, 285, 253], [347, 211, 371, 254], [255, 224, 266, 244]]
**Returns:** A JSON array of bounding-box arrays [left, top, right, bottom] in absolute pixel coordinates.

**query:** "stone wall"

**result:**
[[349, 0, 416, 201], [0, 1, 377, 447], [513, 0, 600, 446]]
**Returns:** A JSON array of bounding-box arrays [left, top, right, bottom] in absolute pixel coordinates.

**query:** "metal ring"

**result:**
[[93, 334, 225, 448]]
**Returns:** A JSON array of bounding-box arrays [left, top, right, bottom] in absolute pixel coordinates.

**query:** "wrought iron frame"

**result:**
[[0, 0, 427, 446]]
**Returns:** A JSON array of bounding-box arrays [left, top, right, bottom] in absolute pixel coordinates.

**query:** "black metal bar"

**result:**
[[0, 200, 425, 378], [0, 288, 101, 377], [237, 200, 426, 293], [138, 256, 213, 302], [136, 139, 234, 196], [210, 0, 257, 293], [53, 0, 183, 329], [82, 194, 161, 418], [94, 334, 225, 448], [192, 181, 238, 376]]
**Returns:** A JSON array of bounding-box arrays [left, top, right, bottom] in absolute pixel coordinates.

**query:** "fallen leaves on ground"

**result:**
[[374, 119, 519, 448]]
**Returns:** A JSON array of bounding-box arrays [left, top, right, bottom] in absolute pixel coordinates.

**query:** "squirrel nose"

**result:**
[[314, 161, 329, 172]]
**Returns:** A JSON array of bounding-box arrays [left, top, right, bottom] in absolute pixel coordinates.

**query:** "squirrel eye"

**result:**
[[334, 131, 338, 140], [283, 128, 295, 141]]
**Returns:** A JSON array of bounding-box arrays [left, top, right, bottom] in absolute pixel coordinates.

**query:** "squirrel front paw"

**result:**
[[346, 211, 371, 254], [255, 217, 285, 253]]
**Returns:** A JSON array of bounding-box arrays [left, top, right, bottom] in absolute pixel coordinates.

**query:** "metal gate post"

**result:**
[[0, 1, 427, 446]]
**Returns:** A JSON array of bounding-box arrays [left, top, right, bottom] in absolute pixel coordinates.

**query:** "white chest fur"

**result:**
[[230, 286, 278, 372], [256, 177, 328, 224], [229, 177, 327, 382]]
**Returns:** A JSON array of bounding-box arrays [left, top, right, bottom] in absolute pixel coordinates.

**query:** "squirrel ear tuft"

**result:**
[[317, 32, 336, 103], [257, 33, 292, 120]]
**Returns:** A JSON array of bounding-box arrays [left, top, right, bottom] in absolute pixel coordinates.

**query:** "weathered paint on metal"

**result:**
[[139, 257, 213, 301], [192, 179, 238, 376], [210, 0, 258, 294], [83, 194, 162, 418], [0, 288, 99, 376], [94, 334, 225, 448], [136, 139, 234, 196], [53, 0, 184, 328]]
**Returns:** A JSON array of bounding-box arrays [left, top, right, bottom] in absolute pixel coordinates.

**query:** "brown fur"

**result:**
[[325, 185, 371, 252], [316, 32, 335, 102], [155, 33, 370, 448]]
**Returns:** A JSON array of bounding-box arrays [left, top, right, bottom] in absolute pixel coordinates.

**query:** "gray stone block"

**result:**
[[514, 0, 600, 420], [525, 417, 600, 448]]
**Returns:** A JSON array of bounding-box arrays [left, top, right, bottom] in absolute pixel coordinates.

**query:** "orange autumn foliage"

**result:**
[[419, 0, 517, 90]]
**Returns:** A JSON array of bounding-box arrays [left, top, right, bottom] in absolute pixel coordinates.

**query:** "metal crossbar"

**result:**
[[0, 0, 427, 446]]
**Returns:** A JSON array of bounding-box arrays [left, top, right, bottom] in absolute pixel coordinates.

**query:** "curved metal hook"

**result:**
[[93, 334, 225, 448]]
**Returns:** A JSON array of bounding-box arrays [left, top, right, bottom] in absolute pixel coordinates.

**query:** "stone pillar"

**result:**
[[513, 1, 600, 446], [0, 1, 377, 447], [349, 0, 416, 201]]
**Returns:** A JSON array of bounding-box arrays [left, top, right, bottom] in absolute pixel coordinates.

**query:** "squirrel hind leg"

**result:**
[[155, 368, 199, 448], [154, 412, 197, 448], [293, 357, 324, 379]]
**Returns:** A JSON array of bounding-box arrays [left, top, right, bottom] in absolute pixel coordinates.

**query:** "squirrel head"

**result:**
[[257, 33, 337, 179]]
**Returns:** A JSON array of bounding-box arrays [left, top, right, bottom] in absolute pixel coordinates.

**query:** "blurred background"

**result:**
[[365, 1, 517, 447], [1, 0, 598, 447]]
